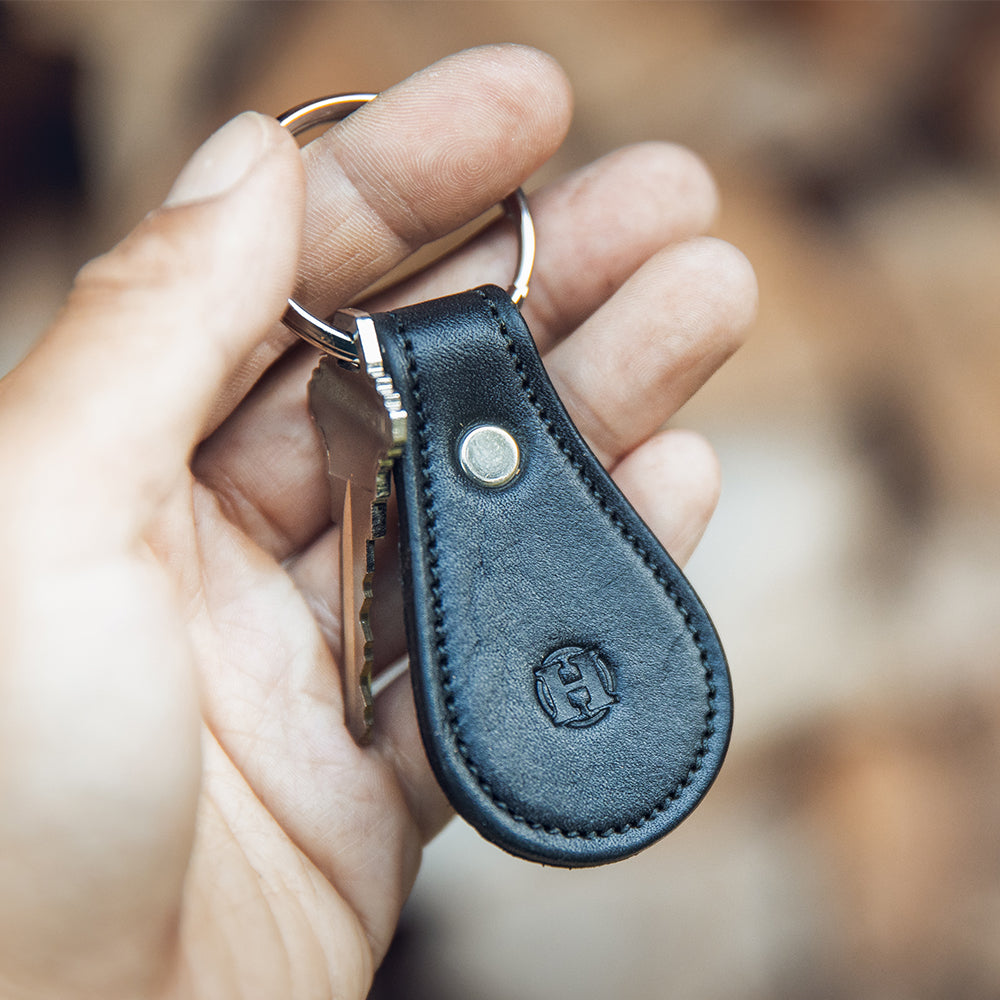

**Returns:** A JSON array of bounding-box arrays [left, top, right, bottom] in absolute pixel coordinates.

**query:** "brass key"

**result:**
[[308, 309, 406, 742]]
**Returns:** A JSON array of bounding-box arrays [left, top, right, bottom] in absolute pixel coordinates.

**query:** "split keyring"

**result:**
[[277, 93, 536, 364]]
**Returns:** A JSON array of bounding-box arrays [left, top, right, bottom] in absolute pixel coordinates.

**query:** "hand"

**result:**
[[0, 45, 756, 1000]]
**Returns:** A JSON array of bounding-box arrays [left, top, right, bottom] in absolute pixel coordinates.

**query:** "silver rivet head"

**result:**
[[458, 424, 521, 488]]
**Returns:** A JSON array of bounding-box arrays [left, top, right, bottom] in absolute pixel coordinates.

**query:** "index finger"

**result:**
[[293, 45, 572, 320]]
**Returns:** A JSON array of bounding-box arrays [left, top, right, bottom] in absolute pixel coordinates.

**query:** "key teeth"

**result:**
[[356, 536, 378, 741], [372, 503, 386, 540]]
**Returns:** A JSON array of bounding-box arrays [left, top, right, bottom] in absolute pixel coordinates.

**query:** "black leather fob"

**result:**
[[374, 285, 732, 866]]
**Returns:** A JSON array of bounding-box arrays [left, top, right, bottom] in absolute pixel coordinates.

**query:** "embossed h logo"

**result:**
[[534, 647, 618, 728]]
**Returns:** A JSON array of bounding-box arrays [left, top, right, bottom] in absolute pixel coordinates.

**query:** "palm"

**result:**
[[176, 470, 422, 988]]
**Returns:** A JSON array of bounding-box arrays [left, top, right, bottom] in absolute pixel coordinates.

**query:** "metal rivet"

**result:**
[[458, 425, 521, 488]]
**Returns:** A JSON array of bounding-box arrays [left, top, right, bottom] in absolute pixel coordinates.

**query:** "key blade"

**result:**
[[309, 311, 406, 743]]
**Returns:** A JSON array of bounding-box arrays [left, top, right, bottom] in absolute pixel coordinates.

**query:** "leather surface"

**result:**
[[374, 285, 732, 866]]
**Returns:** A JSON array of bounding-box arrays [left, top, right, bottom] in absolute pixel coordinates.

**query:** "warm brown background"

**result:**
[[4, 3, 1000, 998]]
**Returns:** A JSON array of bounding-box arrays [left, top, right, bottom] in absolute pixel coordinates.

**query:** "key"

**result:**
[[308, 308, 406, 743]]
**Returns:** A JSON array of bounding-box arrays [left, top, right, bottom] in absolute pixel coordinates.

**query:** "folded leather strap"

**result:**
[[374, 285, 732, 866]]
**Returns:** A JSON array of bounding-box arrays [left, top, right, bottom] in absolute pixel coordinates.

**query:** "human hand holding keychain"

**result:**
[[0, 45, 755, 1000]]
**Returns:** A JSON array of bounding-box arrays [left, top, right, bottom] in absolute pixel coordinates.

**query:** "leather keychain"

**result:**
[[279, 95, 733, 867]]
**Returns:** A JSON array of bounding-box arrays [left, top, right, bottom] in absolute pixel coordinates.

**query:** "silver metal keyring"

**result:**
[[277, 93, 536, 364]]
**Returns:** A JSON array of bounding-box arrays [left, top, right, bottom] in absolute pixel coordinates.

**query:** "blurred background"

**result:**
[[4, 2, 1000, 998]]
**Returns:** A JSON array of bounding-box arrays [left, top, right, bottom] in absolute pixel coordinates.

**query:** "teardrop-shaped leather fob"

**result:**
[[373, 285, 732, 866]]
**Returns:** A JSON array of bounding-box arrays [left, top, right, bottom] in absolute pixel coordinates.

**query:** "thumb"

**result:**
[[0, 111, 304, 514]]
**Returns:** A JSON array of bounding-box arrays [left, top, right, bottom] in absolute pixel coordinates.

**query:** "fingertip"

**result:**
[[439, 43, 573, 138], [669, 426, 724, 514], [165, 111, 272, 209], [640, 235, 758, 357], [664, 143, 721, 230], [375, 43, 574, 193], [481, 43, 574, 136], [616, 141, 720, 234], [701, 236, 759, 344]]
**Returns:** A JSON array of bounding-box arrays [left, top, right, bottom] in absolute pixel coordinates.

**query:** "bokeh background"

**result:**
[[4, 3, 1000, 998]]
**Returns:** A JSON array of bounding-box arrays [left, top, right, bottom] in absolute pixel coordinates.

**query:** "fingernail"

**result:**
[[164, 111, 270, 208]]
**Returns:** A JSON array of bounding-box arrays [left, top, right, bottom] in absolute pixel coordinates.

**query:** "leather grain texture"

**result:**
[[374, 285, 732, 866]]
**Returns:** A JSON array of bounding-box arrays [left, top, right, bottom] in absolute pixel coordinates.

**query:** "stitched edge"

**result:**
[[397, 296, 720, 841]]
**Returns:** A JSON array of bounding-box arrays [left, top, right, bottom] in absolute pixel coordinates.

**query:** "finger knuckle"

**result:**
[[72, 212, 198, 308]]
